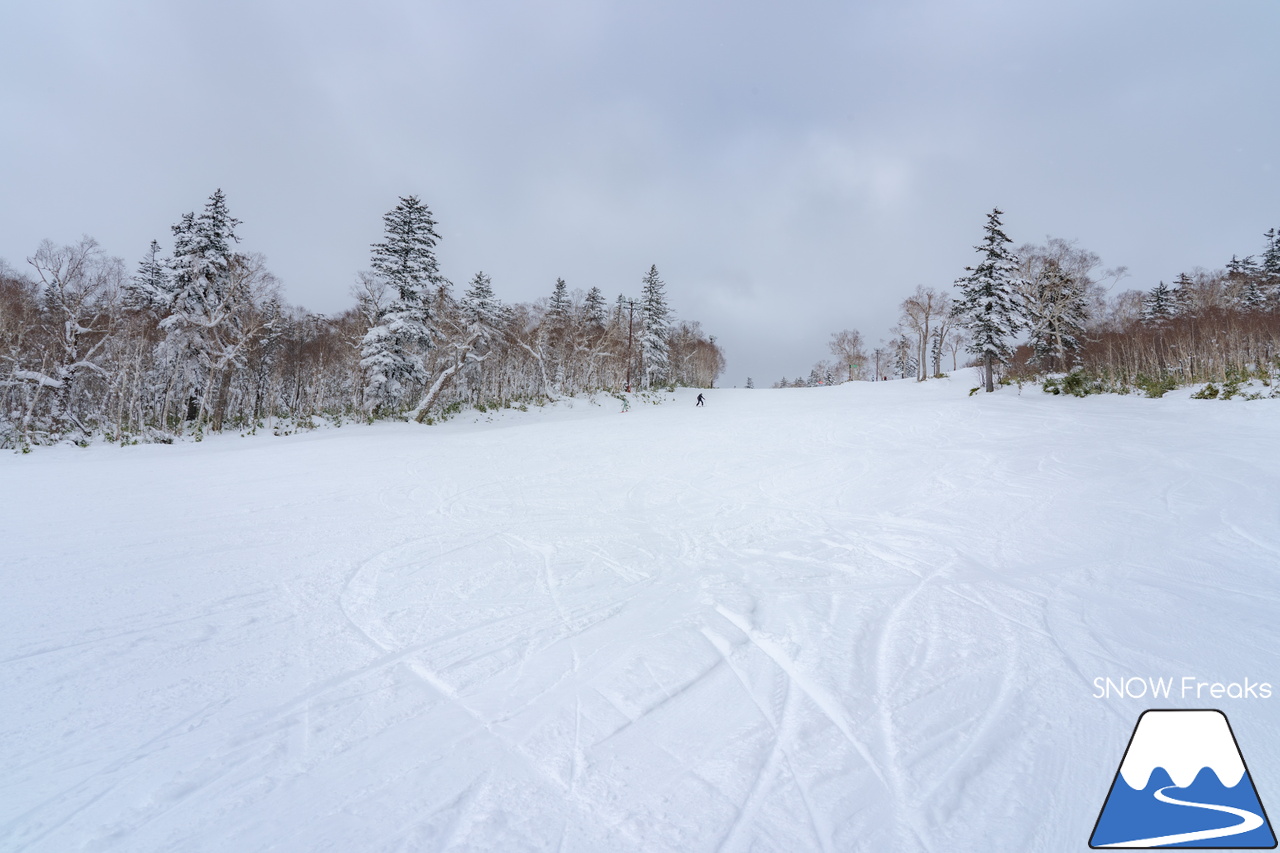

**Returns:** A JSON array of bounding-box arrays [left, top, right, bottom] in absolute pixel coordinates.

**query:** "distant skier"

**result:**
[[696, 393, 705, 407]]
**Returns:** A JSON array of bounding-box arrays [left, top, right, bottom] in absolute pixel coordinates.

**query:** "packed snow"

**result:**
[[3, 374, 1279, 852]]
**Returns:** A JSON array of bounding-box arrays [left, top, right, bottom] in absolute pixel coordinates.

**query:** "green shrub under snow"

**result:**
[[1040, 361, 1279, 400]]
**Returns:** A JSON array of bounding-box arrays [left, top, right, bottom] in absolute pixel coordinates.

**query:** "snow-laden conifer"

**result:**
[[1170, 272, 1194, 316], [1237, 278, 1267, 313], [460, 271, 503, 340], [538, 278, 573, 391], [547, 278, 570, 330], [360, 195, 444, 414], [1142, 281, 1176, 325], [584, 286, 607, 329], [892, 334, 916, 379], [125, 240, 168, 314], [1260, 228, 1280, 307], [1227, 255, 1266, 313], [952, 208, 1025, 392], [165, 192, 240, 316], [453, 271, 504, 403], [639, 265, 671, 388], [158, 189, 247, 425], [1226, 254, 1256, 278]]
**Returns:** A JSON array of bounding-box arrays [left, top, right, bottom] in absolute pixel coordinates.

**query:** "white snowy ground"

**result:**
[[3, 374, 1279, 852]]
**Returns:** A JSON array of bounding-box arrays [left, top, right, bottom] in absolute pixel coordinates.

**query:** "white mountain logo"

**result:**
[[1090, 709, 1275, 848]]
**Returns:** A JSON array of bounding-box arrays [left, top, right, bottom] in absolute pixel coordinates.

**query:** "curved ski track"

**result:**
[[4, 382, 1279, 852]]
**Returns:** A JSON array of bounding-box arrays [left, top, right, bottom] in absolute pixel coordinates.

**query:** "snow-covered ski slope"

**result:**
[[4, 374, 1279, 852]]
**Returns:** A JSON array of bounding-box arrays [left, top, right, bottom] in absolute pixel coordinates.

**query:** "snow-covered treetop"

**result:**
[[952, 208, 1025, 360], [370, 195, 443, 301], [547, 278, 570, 327], [584, 286, 607, 328], [165, 189, 245, 317], [641, 264, 670, 331], [1142, 280, 1176, 324], [461, 271, 504, 333], [126, 239, 167, 313]]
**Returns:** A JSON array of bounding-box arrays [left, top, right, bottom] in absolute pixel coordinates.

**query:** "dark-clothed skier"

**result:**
[[696, 393, 705, 407]]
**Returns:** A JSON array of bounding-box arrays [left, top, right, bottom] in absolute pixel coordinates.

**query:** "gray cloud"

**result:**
[[3, 0, 1277, 385]]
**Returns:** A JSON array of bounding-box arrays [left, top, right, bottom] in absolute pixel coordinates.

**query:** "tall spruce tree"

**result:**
[[893, 334, 916, 379], [583, 286, 607, 329], [639, 264, 671, 388], [952, 208, 1025, 392], [1170, 272, 1194, 316], [455, 271, 504, 400], [1238, 278, 1267, 313], [159, 189, 244, 423], [1226, 254, 1256, 278], [165, 191, 241, 318], [544, 277, 572, 390], [360, 195, 444, 414], [1228, 255, 1267, 313], [126, 239, 168, 314], [1142, 281, 1176, 325], [1260, 228, 1280, 307], [460, 271, 503, 340], [547, 278, 571, 328]]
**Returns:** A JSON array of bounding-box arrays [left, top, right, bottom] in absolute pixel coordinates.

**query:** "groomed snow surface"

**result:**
[[4, 373, 1279, 852]]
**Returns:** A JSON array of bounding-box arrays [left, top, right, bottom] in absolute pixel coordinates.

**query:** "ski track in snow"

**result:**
[[3, 376, 1279, 852]]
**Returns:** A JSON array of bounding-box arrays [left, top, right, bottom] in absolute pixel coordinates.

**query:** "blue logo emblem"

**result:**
[[1091, 709, 1275, 848]]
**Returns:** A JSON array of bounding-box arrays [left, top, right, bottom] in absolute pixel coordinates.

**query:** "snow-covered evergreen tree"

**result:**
[[166, 190, 240, 311], [892, 334, 916, 379], [1142, 281, 1176, 325], [583, 286, 607, 329], [639, 265, 671, 388], [1226, 254, 1256, 278], [952, 208, 1025, 391], [1260, 228, 1280, 307], [159, 189, 246, 424], [455, 271, 504, 400], [547, 278, 570, 329], [1228, 255, 1267, 313], [125, 240, 168, 314], [360, 195, 443, 414], [460, 271, 503, 339], [815, 362, 836, 385], [1025, 259, 1088, 371], [745, 376, 754, 389], [1237, 278, 1267, 313], [1170, 272, 1194, 316], [541, 278, 572, 390]]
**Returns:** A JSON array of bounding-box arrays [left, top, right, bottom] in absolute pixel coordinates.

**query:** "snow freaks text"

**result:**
[[1093, 677, 1273, 701]]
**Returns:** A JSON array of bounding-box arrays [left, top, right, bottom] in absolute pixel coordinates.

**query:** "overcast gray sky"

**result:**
[[2, 0, 1277, 385]]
